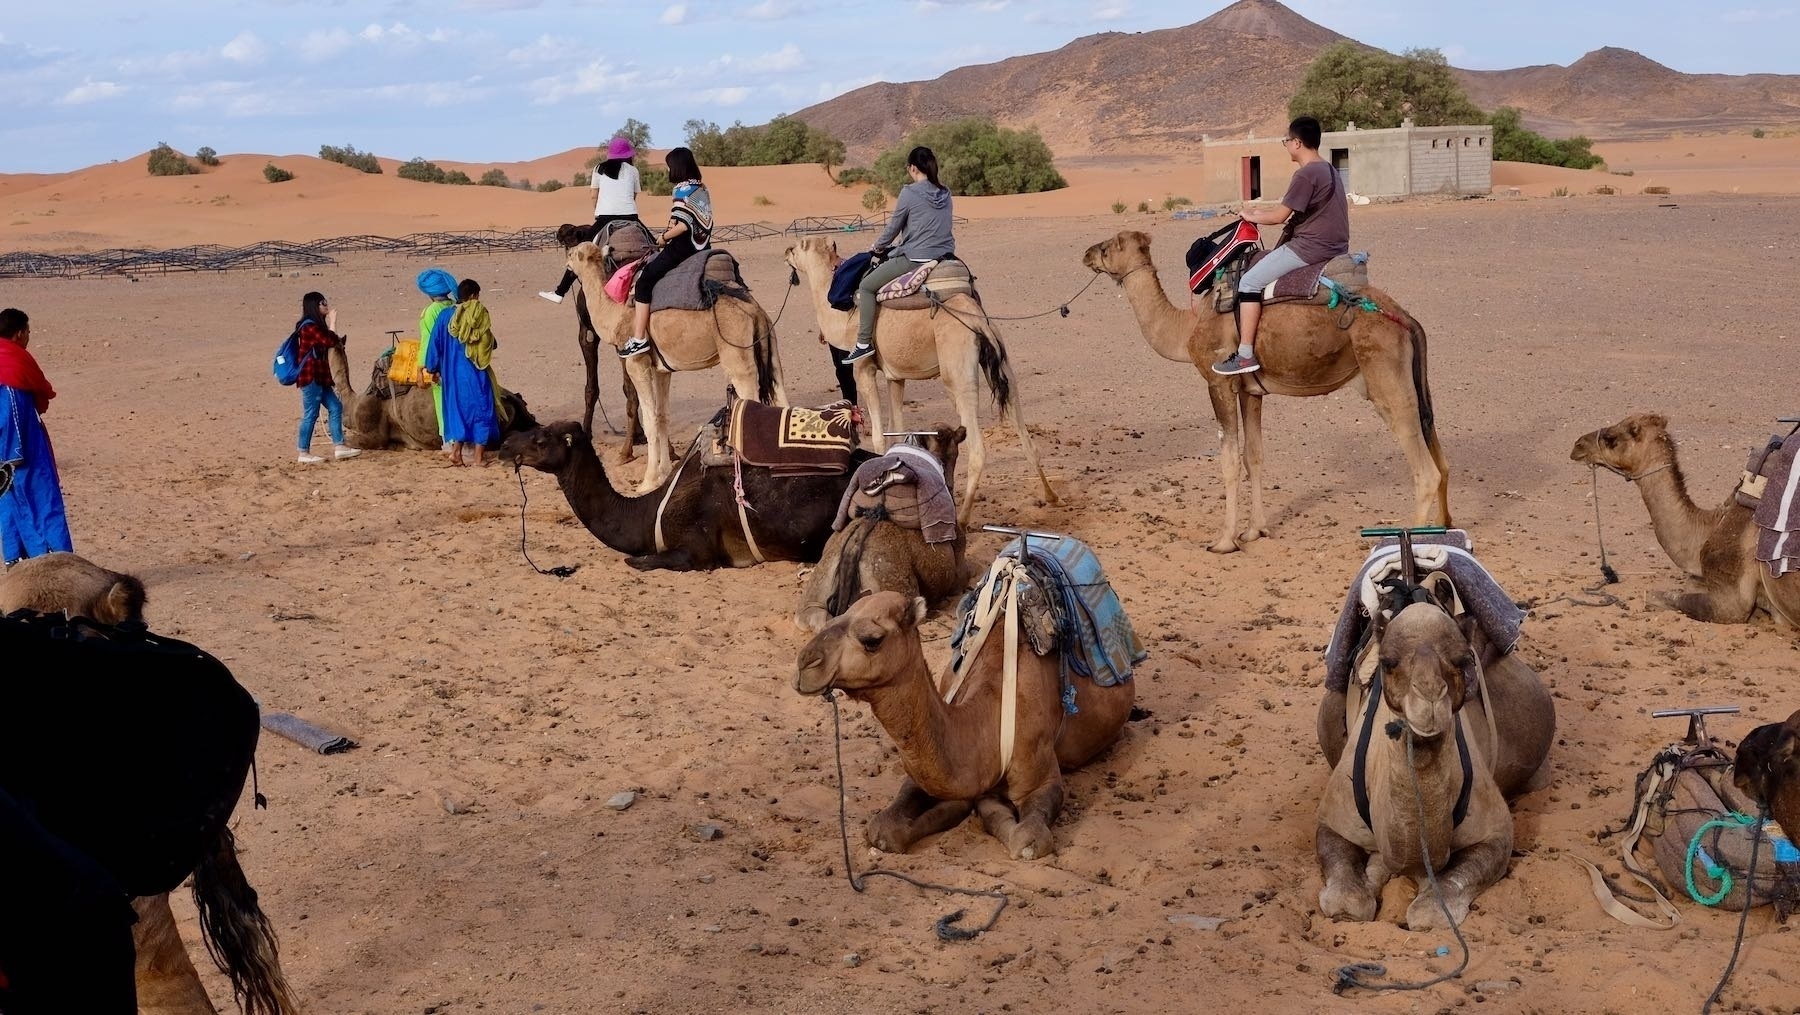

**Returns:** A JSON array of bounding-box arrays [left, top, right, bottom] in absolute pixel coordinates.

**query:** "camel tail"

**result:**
[[973, 326, 1014, 415], [1406, 314, 1437, 448], [753, 308, 778, 404], [191, 824, 302, 1015]]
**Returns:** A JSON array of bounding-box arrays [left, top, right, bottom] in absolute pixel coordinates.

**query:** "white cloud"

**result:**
[[1723, 7, 1794, 21], [696, 86, 751, 106], [300, 28, 355, 62], [741, 43, 806, 73], [743, 0, 800, 20], [59, 79, 126, 105], [506, 34, 580, 64], [661, 3, 689, 24], [221, 31, 267, 65], [529, 59, 647, 104], [1092, 1, 1129, 20], [116, 49, 212, 77]]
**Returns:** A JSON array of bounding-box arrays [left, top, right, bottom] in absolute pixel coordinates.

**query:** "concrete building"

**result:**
[[1199, 119, 1493, 204]]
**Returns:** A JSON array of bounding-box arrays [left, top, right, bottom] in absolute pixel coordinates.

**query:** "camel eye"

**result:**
[[1601, 434, 1616, 447], [858, 633, 884, 651]]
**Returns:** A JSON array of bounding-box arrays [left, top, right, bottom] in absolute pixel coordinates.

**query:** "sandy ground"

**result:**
[[7, 193, 1800, 1014]]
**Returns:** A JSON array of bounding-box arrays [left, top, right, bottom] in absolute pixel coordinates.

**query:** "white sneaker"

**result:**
[[333, 445, 362, 460], [297, 453, 324, 464], [538, 291, 564, 304]]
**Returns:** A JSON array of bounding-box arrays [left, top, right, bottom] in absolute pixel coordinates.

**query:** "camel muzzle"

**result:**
[[793, 646, 834, 696]]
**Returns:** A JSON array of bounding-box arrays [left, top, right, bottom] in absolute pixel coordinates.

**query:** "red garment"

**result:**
[[296, 321, 337, 388], [0, 339, 55, 413]]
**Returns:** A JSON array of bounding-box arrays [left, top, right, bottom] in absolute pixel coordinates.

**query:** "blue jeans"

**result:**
[[297, 383, 345, 451]]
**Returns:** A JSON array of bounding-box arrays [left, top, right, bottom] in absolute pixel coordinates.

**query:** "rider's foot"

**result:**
[[619, 337, 651, 359], [842, 342, 876, 365], [537, 291, 564, 304], [1210, 352, 1261, 376]]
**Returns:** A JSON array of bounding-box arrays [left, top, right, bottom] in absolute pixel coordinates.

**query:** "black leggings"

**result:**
[[633, 235, 700, 305], [553, 214, 644, 295]]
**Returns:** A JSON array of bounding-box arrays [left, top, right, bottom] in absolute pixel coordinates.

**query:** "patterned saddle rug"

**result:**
[[727, 399, 860, 476], [1737, 431, 1800, 577], [874, 259, 976, 311]]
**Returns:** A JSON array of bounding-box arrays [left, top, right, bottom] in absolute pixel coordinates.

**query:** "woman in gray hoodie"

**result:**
[[843, 147, 954, 364]]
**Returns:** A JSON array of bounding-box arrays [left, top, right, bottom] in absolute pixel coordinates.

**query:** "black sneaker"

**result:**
[[1211, 352, 1261, 376], [619, 337, 651, 359], [842, 342, 876, 364]]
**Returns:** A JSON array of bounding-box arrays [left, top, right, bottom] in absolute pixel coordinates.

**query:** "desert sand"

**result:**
[[5, 152, 1800, 1014]]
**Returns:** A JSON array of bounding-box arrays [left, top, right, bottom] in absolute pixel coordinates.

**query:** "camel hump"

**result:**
[[875, 259, 976, 312]]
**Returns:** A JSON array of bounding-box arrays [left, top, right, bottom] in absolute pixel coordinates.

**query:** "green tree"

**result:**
[[319, 143, 383, 173], [146, 142, 197, 176], [1289, 42, 1483, 130], [195, 146, 221, 167], [479, 168, 509, 187], [871, 118, 1065, 197], [397, 157, 449, 183], [1487, 107, 1602, 169], [613, 117, 653, 151]]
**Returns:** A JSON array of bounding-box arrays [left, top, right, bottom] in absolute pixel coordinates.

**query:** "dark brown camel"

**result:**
[[554, 222, 645, 447], [500, 420, 874, 571], [1734, 708, 1800, 835]]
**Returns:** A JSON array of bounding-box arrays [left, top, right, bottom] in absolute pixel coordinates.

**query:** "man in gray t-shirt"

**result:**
[[1213, 115, 1349, 376]]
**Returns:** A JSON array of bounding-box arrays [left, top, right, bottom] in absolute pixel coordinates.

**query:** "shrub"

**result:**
[[445, 170, 472, 185], [1111, 200, 1127, 215], [641, 167, 673, 197], [1643, 185, 1672, 195], [871, 117, 1066, 197], [263, 163, 295, 183], [752, 194, 773, 207], [1592, 185, 1617, 195], [195, 146, 221, 167], [1549, 186, 1570, 197], [538, 179, 565, 192], [1137, 200, 1150, 213], [1752, 127, 1766, 139], [319, 144, 382, 174], [836, 167, 877, 187], [147, 142, 198, 176], [479, 168, 509, 187], [685, 114, 847, 174], [861, 187, 887, 212], [572, 171, 591, 187], [1161, 195, 1193, 212], [397, 157, 449, 184], [516, 178, 533, 190], [1488, 107, 1603, 169], [1610, 169, 1635, 176]]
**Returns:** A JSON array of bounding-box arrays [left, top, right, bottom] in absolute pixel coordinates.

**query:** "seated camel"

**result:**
[[0, 554, 300, 1015], [1082, 230, 1449, 552], [1572, 413, 1800, 626], [1315, 576, 1554, 929], [796, 426, 968, 633], [326, 334, 536, 452], [1734, 708, 1800, 836], [794, 555, 1138, 859], [501, 420, 871, 571]]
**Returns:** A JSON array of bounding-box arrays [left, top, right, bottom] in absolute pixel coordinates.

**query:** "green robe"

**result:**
[[418, 298, 453, 437]]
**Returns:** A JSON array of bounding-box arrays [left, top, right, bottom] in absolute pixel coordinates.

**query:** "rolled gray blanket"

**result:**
[[260, 711, 357, 755]]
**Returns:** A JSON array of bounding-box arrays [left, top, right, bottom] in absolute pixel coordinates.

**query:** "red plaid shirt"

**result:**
[[296, 321, 336, 388]]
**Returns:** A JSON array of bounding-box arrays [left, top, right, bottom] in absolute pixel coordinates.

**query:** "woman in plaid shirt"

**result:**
[[293, 291, 361, 464]]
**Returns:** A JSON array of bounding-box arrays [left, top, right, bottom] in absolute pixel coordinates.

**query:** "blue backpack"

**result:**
[[828, 252, 876, 312], [271, 319, 311, 386]]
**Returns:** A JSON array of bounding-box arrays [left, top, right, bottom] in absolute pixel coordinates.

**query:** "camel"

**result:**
[[794, 591, 1134, 859], [1315, 586, 1554, 929], [796, 426, 968, 632], [1733, 708, 1800, 835], [783, 237, 1058, 526], [500, 420, 871, 571], [0, 553, 300, 1015], [1082, 230, 1450, 552], [1571, 413, 1800, 626], [325, 334, 536, 452], [553, 222, 644, 446], [566, 241, 788, 494]]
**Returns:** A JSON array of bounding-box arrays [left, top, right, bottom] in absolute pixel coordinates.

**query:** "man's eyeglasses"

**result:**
[[1280, 137, 1297, 146]]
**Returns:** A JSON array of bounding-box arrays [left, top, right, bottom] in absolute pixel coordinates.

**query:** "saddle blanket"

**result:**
[[1752, 436, 1800, 577], [647, 249, 752, 313], [598, 219, 657, 268], [875, 259, 976, 311], [1323, 530, 1526, 694], [833, 444, 958, 544], [1244, 250, 1371, 304], [950, 534, 1145, 702], [727, 398, 859, 476]]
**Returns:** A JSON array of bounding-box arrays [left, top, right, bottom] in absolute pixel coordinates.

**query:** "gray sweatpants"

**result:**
[[857, 257, 924, 345], [1236, 244, 1309, 296]]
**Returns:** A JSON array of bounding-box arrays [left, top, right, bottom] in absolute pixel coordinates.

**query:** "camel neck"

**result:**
[[800, 261, 852, 348], [1120, 266, 1199, 364], [558, 441, 658, 557], [855, 639, 1000, 801], [325, 345, 356, 410], [1630, 456, 1717, 577], [1381, 730, 1460, 871]]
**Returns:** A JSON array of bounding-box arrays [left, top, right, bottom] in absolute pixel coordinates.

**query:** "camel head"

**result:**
[[1081, 230, 1154, 281], [920, 425, 968, 487], [1374, 601, 1478, 742], [783, 236, 839, 279], [1570, 413, 1674, 479], [567, 241, 604, 276], [499, 421, 590, 474], [0, 552, 146, 626], [555, 223, 590, 249], [793, 591, 928, 697], [1733, 709, 1800, 810]]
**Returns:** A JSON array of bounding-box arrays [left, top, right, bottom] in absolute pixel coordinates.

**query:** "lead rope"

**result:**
[[514, 467, 578, 578], [1589, 465, 1621, 586], [1701, 804, 1768, 1015], [824, 689, 1008, 942]]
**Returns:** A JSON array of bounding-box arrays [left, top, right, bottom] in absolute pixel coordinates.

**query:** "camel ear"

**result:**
[[1776, 729, 1800, 770], [907, 597, 928, 628]]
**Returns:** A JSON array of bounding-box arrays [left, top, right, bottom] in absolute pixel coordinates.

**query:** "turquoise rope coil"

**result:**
[[1685, 812, 1759, 906]]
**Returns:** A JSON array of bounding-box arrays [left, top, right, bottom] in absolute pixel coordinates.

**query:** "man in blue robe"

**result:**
[[0, 309, 72, 564]]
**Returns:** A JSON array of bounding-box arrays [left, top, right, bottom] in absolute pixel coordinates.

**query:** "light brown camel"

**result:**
[[796, 426, 968, 632], [1734, 708, 1800, 836], [567, 241, 787, 493], [784, 237, 1058, 525], [794, 591, 1134, 859], [1571, 413, 1800, 626], [325, 335, 536, 452], [1082, 230, 1450, 552], [0, 553, 300, 1015], [1315, 591, 1553, 929], [553, 222, 646, 446]]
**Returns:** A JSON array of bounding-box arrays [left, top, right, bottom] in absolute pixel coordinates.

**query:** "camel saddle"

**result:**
[[874, 259, 976, 311], [725, 399, 860, 477], [597, 219, 657, 276], [1740, 431, 1800, 577], [640, 250, 752, 313]]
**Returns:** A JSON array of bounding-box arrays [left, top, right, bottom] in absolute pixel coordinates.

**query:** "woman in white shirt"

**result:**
[[539, 135, 643, 304]]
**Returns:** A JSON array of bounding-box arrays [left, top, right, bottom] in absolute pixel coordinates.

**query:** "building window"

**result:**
[[1431, 139, 1440, 149], [1463, 137, 1471, 147], [1479, 137, 1487, 147]]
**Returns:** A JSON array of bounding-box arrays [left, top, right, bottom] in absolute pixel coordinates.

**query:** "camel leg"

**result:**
[[866, 778, 975, 853], [1659, 582, 1758, 624], [1317, 690, 1348, 769], [1204, 380, 1245, 553], [133, 893, 221, 1014], [767, 336, 789, 407], [975, 776, 1063, 860], [943, 369, 986, 528], [624, 549, 708, 572], [1404, 835, 1510, 931], [1316, 825, 1382, 922], [856, 360, 888, 453], [1358, 354, 1445, 528], [580, 330, 601, 437], [1240, 390, 1269, 543]]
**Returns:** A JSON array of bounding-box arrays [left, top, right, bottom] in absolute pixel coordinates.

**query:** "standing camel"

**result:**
[[567, 242, 787, 492], [1082, 230, 1449, 552], [785, 237, 1058, 526], [553, 222, 644, 446]]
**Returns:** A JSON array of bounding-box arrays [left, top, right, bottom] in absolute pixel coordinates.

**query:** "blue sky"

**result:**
[[3, 1, 1795, 173]]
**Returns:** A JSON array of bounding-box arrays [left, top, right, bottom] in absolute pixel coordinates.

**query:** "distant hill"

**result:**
[[794, 0, 1800, 158]]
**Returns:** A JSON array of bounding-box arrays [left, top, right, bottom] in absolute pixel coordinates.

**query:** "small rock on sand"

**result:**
[[694, 822, 724, 841], [605, 791, 637, 811]]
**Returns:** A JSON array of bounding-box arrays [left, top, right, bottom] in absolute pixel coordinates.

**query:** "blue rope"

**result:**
[[1685, 812, 1758, 906]]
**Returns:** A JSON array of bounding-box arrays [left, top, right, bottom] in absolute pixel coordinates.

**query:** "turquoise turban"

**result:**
[[416, 267, 457, 299]]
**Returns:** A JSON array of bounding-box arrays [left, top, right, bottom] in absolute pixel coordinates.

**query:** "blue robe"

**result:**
[[0, 385, 72, 563], [422, 309, 498, 446]]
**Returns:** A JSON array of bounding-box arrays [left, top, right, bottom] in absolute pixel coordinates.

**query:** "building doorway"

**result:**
[[1330, 147, 1351, 194], [1240, 156, 1262, 201]]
